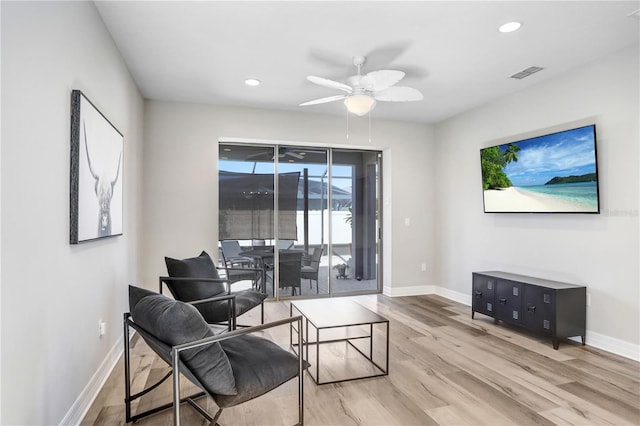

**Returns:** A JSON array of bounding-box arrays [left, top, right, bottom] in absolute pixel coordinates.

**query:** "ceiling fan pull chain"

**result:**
[[346, 109, 350, 140], [368, 110, 372, 143]]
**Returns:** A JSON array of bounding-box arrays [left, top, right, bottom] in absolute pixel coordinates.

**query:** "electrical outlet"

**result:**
[[404, 217, 411, 226], [421, 263, 427, 271], [99, 320, 107, 337], [586, 293, 591, 306]]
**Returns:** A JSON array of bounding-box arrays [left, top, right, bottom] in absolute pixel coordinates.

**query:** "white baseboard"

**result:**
[[59, 334, 125, 425], [576, 330, 640, 362], [387, 284, 639, 362], [433, 286, 472, 306], [383, 284, 434, 297]]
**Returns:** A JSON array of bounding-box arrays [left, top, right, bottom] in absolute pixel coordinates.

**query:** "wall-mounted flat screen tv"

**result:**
[[481, 124, 599, 213]]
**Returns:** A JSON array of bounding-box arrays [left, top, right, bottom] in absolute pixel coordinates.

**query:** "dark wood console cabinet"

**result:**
[[472, 271, 586, 349]]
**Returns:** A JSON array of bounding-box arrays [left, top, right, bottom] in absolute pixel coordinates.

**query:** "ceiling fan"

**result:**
[[246, 147, 304, 162], [300, 55, 423, 116]]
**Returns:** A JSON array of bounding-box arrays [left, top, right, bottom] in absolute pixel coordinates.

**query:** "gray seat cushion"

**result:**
[[195, 289, 267, 323], [214, 334, 306, 408], [128, 285, 237, 396]]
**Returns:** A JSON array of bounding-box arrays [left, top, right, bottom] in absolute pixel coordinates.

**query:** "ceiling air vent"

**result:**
[[510, 66, 544, 80]]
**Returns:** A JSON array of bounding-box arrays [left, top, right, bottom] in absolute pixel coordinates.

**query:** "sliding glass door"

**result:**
[[218, 142, 381, 299]]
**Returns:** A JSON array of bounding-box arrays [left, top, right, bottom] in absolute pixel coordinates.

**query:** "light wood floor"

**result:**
[[82, 294, 640, 425]]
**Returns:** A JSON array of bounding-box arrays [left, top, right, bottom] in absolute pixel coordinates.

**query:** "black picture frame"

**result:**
[[70, 90, 124, 244]]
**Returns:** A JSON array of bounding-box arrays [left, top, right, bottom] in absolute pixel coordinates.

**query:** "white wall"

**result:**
[[1, 2, 144, 424], [434, 45, 639, 357], [142, 101, 435, 295]]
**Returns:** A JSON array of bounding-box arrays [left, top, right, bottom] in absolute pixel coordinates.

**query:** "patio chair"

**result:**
[[301, 247, 323, 293], [220, 240, 254, 267], [278, 251, 303, 296], [219, 244, 266, 291], [161, 251, 266, 329], [124, 285, 306, 425], [277, 239, 295, 250]]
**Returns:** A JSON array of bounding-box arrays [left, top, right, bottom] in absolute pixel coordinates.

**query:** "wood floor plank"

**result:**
[[83, 294, 640, 425], [539, 405, 627, 426], [412, 331, 562, 413], [564, 358, 640, 397], [558, 381, 640, 424], [425, 402, 516, 426], [444, 370, 556, 425]]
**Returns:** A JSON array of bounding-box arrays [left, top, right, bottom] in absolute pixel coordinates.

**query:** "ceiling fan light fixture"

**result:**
[[344, 94, 376, 116]]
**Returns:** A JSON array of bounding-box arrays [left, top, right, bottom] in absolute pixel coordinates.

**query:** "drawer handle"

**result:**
[[475, 291, 483, 298], [527, 305, 536, 312], [499, 298, 507, 305]]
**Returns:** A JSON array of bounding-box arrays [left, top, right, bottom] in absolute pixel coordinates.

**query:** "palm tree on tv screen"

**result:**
[[503, 144, 521, 164]]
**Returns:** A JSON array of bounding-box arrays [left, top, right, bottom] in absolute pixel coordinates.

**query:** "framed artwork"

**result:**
[[70, 90, 124, 244]]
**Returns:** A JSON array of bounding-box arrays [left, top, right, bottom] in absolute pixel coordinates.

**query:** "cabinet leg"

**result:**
[[581, 335, 586, 345], [471, 310, 475, 319], [552, 338, 559, 350]]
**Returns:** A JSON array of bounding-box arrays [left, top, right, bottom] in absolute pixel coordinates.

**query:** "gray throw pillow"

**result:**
[[165, 251, 226, 300], [129, 285, 237, 395]]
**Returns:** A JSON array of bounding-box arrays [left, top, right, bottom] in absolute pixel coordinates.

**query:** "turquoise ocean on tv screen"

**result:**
[[518, 181, 598, 209]]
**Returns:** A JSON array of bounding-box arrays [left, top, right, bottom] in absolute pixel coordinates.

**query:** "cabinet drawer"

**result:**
[[472, 274, 495, 317], [523, 286, 555, 333], [496, 279, 522, 324]]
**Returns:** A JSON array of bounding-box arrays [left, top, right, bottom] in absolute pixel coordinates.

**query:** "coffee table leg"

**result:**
[[315, 327, 320, 384], [369, 323, 374, 359], [385, 321, 389, 373]]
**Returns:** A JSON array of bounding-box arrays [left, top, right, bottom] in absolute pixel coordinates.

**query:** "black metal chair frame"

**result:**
[[123, 311, 305, 425], [123, 293, 235, 423], [158, 276, 264, 330]]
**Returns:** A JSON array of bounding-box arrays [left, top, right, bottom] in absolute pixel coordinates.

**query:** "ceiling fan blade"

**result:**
[[365, 42, 412, 69], [246, 151, 268, 160], [300, 95, 346, 106], [307, 76, 353, 93], [285, 152, 304, 159], [365, 70, 405, 91], [373, 86, 424, 102]]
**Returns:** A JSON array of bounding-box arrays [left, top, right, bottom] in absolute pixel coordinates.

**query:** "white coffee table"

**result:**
[[290, 298, 389, 385]]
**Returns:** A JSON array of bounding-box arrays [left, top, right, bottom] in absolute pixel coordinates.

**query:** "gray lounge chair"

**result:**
[[124, 285, 307, 425]]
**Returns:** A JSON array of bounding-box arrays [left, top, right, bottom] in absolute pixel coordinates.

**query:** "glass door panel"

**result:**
[[219, 144, 275, 295], [330, 149, 380, 294], [276, 146, 329, 297]]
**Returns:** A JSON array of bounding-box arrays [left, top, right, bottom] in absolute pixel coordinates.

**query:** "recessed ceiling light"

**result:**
[[244, 78, 261, 86], [499, 22, 522, 33]]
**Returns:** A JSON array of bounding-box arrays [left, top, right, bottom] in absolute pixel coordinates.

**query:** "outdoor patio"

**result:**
[[222, 244, 378, 298]]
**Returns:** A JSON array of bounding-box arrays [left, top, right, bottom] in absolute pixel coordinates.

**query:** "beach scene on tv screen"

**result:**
[[481, 125, 599, 213]]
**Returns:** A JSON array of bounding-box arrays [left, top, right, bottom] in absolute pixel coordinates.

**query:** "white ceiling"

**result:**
[[95, 1, 640, 124]]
